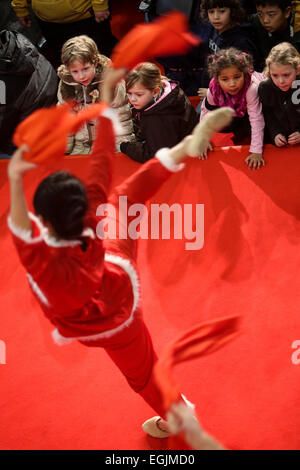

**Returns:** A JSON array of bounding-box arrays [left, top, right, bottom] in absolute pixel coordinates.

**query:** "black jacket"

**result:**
[[249, 14, 300, 72], [0, 30, 58, 154], [120, 83, 199, 163], [258, 78, 300, 144]]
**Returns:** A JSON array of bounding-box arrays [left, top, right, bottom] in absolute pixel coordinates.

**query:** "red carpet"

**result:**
[[1, 144, 300, 450]]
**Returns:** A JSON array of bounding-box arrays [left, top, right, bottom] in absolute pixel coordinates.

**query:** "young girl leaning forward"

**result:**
[[120, 62, 199, 163], [57, 35, 135, 154], [7, 66, 232, 444], [258, 42, 300, 148], [200, 47, 266, 169]]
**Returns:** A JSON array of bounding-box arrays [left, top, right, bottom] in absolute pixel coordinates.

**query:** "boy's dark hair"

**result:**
[[254, 0, 291, 11], [200, 0, 246, 24], [33, 171, 88, 242]]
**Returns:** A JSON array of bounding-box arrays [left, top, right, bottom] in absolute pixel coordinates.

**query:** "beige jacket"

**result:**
[[57, 56, 135, 154]]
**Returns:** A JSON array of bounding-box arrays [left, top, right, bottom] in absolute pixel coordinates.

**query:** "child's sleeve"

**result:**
[[199, 89, 217, 122], [11, 0, 30, 18], [258, 83, 283, 144], [246, 84, 265, 154]]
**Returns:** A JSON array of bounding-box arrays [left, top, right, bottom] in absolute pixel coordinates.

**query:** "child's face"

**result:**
[[127, 82, 159, 109], [207, 7, 231, 33], [269, 63, 297, 91], [68, 60, 96, 86], [256, 4, 291, 33], [218, 66, 245, 95]]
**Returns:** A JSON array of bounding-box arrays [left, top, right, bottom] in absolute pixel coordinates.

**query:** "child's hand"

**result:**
[[197, 88, 208, 99], [245, 153, 265, 169], [287, 132, 300, 145], [94, 10, 110, 22], [198, 142, 213, 160], [274, 134, 287, 147], [8, 145, 37, 181]]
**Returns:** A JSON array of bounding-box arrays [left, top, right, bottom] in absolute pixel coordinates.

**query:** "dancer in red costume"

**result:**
[[7, 67, 233, 439]]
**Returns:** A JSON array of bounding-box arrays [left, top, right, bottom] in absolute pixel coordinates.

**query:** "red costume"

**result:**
[[8, 113, 185, 417]]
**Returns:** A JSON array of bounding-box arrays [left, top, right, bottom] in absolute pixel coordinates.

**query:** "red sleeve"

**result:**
[[86, 116, 115, 215]]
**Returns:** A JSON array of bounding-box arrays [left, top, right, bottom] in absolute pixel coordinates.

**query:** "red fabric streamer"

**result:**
[[154, 315, 241, 449], [12, 102, 108, 164], [111, 11, 201, 70]]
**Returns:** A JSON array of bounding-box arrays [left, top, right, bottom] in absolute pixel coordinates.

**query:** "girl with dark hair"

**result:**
[[200, 47, 265, 169], [198, 0, 259, 97], [7, 66, 232, 439]]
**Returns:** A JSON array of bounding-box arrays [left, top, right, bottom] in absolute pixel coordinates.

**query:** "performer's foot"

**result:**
[[186, 107, 234, 157], [142, 416, 171, 438]]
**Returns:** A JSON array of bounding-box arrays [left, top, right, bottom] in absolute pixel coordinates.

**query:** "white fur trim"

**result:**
[[181, 394, 195, 410], [102, 107, 124, 136], [155, 148, 185, 173], [7, 215, 43, 244], [9, 211, 96, 248], [51, 254, 140, 345], [27, 273, 50, 307]]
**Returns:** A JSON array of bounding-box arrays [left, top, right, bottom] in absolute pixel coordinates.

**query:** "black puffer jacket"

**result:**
[[120, 82, 199, 163], [0, 30, 58, 154], [258, 78, 300, 144]]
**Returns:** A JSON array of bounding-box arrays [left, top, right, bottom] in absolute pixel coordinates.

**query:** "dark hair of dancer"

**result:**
[[33, 171, 88, 248]]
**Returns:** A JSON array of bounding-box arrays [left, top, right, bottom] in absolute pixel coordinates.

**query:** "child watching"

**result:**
[[119, 62, 199, 163], [57, 35, 134, 154], [200, 47, 266, 169], [250, 0, 300, 70], [258, 42, 300, 147], [198, 0, 259, 98]]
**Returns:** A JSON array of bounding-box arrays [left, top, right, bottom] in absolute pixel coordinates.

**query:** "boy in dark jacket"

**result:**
[[250, 0, 300, 71], [0, 30, 58, 155]]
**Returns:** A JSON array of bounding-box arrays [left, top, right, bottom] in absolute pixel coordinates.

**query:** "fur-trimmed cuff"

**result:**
[[7, 214, 43, 244], [155, 148, 185, 173], [102, 107, 124, 136]]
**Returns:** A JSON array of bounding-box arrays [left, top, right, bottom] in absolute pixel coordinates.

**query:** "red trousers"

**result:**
[[80, 125, 176, 418]]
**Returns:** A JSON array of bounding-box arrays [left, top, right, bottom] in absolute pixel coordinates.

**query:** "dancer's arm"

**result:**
[[8, 145, 36, 232]]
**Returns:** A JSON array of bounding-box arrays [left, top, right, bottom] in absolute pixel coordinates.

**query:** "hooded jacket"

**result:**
[[120, 81, 199, 163], [0, 30, 58, 154], [57, 56, 134, 154], [11, 0, 108, 23]]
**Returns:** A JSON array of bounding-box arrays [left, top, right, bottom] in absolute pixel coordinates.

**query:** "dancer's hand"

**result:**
[[8, 145, 36, 181], [101, 67, 128, 104], [287, 131, 300, 145], [274, 134, 287, 147], [167, 402, 225, 450], [245, 153, 265, 169], [94, 10, 110, 22], [198, 142, 213, 159]]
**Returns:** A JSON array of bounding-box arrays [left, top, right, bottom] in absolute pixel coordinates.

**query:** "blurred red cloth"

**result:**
[[111, 11, 200, 70], [13, 102, 107, 164]]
